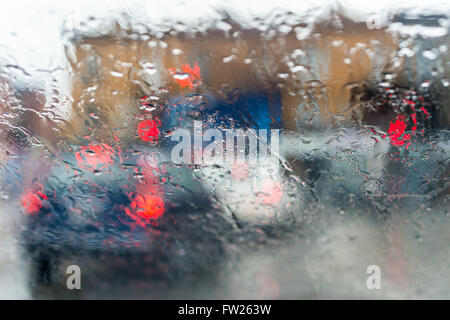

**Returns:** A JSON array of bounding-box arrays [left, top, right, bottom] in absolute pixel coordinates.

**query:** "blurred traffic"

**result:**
[[0, 0, 448, 299]]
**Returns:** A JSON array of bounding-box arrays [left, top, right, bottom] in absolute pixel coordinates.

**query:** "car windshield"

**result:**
[[0, 0, 449, 299]]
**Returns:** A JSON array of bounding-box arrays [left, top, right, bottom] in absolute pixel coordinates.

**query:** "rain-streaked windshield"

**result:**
[[0, 0, 448, 299]]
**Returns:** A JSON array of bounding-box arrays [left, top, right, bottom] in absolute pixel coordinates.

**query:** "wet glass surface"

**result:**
[[0, 0, 449, 299]]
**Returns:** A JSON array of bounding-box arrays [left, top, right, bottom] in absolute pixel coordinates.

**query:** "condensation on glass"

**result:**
[[0, 1, 448, 299]]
